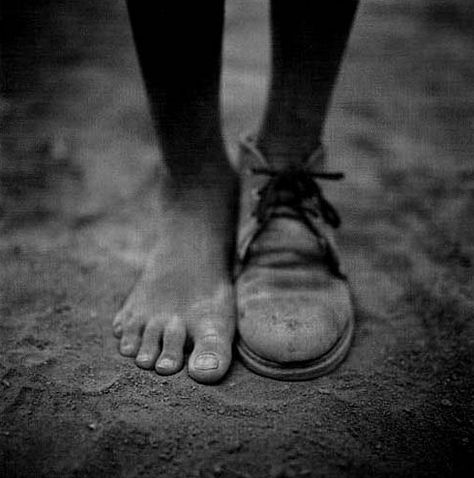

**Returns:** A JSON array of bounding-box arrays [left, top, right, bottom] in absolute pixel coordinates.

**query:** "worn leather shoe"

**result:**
[[235, 135, 354, 380]]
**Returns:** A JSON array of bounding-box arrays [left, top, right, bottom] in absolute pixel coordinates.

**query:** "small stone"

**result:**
[[1, 379, 10, 387], [88, 423, 97, 430]]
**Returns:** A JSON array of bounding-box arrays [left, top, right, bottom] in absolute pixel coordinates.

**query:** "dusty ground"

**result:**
[[1, 0, 473, 476]]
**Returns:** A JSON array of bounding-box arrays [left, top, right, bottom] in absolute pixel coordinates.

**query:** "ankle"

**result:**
[[255, 133, 324, 169], [161, 132, 228, 176], [161, 163, 237, 213], [251, 133, 325, 169]]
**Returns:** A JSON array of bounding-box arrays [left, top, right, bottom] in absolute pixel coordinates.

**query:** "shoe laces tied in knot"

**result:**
[[250, 166, 344, 229]]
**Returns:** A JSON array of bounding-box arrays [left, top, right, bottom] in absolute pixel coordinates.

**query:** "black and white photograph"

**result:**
[[0, 1, 473, 476]]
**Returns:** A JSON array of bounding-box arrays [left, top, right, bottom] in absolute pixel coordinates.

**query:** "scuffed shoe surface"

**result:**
[[235, 136, 354, 379]]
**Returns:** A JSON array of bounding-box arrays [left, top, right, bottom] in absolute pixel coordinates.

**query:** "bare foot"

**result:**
[[113, 181, 236, 384]]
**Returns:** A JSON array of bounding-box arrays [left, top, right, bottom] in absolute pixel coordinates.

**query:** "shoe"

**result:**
[[234, 135, 354, 380]]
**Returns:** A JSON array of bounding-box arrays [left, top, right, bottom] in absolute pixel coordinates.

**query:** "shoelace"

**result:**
[[251, 166, 344, 230]]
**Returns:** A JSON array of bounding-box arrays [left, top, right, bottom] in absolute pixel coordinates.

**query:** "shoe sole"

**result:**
[[237, 314, 354, 381]]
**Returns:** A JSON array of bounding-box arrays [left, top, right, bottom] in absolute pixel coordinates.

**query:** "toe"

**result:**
[[155, 320, 186, 375], [135, 321, 162, 369], [188, 331, 232, 384], [112, 309, 128, 338], [119, 316, 143, 357], [112, 322, 123, 338]]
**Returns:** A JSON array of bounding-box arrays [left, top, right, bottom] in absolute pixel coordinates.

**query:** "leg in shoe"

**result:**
[[114, 1, 236, 384], [235, 0, 360, 380]]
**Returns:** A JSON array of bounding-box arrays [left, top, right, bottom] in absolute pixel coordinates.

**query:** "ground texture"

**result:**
[[1, 1, 473, 476]]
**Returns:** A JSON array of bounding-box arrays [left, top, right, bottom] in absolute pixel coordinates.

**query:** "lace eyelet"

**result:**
[[247, 167, 343, 229]]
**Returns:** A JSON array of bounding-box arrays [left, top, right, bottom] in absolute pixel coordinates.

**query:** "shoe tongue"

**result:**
[[248, 214, 325, 266]]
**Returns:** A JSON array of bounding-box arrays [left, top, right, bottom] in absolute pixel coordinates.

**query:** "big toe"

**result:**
[[188, 332, 232, 384]]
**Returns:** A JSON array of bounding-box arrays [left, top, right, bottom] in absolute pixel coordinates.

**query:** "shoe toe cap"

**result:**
[[238, 294, 347, 364]]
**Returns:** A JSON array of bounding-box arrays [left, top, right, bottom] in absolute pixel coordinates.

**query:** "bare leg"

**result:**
[[114, 1, 237, 384], [257, 0, 359, 167], [235, 1, 359, 379]]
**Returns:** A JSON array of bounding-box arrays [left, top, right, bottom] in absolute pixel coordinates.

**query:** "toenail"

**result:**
[[194, 353, 219, 370], [157, 358, 175, 369]]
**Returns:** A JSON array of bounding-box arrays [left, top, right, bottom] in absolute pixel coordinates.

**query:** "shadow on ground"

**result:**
[[1, 0, 473, 477]]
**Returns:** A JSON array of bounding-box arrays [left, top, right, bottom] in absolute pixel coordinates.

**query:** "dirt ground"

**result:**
[[1, 0, 473, 476]]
